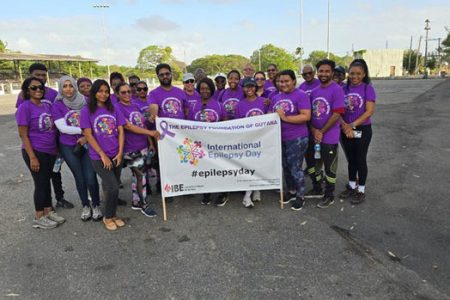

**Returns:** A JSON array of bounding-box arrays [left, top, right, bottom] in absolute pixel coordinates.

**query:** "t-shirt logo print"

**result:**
[[177, 138, 206, 166], [312, 97, 330, 119], [246, 108, 264, 117], [162, 97, 181, 115], [224, 98, 239, 114], [196, 109, 219, 122], [65, 111, 80, 127], [39, 113, 54, 132], [273, 99, 294, 113], [345, 93, 363, 112], [94, 115, 116, 135], [130, 111, 144, 128]]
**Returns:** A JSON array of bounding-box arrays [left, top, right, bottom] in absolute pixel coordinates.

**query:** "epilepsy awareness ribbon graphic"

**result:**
[[159, 120, 176, 140]]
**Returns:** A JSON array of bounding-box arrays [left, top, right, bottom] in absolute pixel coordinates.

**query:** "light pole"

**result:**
[[326, 0, 330, 59], [258, 49, 261, 71], [93, 4, 111, 78], [299, 0, 304, 71], [424, 19, 430, 78]]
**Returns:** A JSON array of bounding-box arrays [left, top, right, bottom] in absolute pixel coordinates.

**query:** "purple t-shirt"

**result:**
[[264, 80, 277, 93], [212, 89, 225, 101], [219, 87, 244, 120], [235, 97, 267, 119], [80, 106, 126, 160], [110, 94, 119, 104], [299, 78, 320, 96], [52, 100, 83, 146], [16, 101, 57, 155], [115, 102, 149, 153], [189, 100, 223, 122], [148, 86, 186, 119], [268, 90, 280, 100], [269, 89, 311, 141], [310, 82, 345, 144], [184, 90, 201, 115], [132, 97, 154, 129], [343, 83, 376, 125], [16, 86, 58, 108]]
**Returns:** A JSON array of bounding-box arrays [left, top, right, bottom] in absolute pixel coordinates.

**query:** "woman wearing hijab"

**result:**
[[52, 76, 102, 221]]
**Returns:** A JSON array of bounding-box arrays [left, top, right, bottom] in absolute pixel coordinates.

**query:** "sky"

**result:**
[[0, 0, 449, 67]]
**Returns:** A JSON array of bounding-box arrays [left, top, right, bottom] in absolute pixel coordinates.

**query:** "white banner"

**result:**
[[156, 113, 282, 197]]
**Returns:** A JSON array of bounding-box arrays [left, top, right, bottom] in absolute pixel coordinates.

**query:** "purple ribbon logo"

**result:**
[[159, 120, 176, 140]]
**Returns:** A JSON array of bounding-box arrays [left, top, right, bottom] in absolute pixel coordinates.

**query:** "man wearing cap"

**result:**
[[299, 64, 320, 96], [213, 73, 227, 101], [333, 66, 346, 87], [240, 63, 255, 86], [264, 64, 278, 93], [182, 73, 201, 118]]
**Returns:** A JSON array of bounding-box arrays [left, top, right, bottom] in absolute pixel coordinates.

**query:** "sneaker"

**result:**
[[117, 198, 127, 206], [339, 185, 357, 200], [119, 183, 124, 189], [283, 192, 296, 204], [103, 218, 117, 231], [80, 206, 92, 221], [350, 192, 365, 205], [252, 191, 261, 202], [291, 197, 305, 211], [32, 216, 58, 229], [201, 194, 212, 205], [141, 206, 157, 218], [215, 193, 228, 207], [47, 211, 66, 224], [304, 188, 324, 199], [112, 217, 125, 227], [317, 196, 335, 208], [92, 206, 103, 221], [56, 199, 74, 209], [242, 194, 254, 208], [131, 202, 142, 210]]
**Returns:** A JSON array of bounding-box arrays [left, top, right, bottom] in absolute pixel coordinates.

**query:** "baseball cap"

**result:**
[[242, 77, 257, 87], [214, 73, 226, 80], [182, 73, 195, 82], [335, 66, 346, 74]]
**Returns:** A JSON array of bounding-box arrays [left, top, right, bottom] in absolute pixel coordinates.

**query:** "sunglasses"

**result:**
[[255, 78, 265, 81], [158, 72, 171, 78], [215, 78, 226, 83], [29, 85, 44, 91], [184, 79, 195, 84], [120, 90, 132, 95], [302, 71, 314, 76], [136, 87, 148, 92], [267, 68, 277, 72]]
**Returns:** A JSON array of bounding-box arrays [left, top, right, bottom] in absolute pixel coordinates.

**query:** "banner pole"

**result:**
[[280, 189, 284, 209], [162, 197, 167, 221]]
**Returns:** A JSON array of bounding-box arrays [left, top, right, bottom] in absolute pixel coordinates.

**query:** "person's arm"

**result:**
[[18, 126, 40, 172], [350, 101, 375, 127], [123, 121, 160, 139], [54, 118, 82, 135], [276, 108, 311, 124], [83, 128, 112, 170], [112, 126, 125, 167], [312, 112, 341, 143], [148, 104, 159, 123]]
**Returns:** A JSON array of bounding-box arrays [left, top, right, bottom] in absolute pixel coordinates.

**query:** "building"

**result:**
[[354, 49, 404, 77]]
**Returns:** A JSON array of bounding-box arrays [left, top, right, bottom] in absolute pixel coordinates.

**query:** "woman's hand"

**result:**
[[30, 157, 40, 172], [150, 130, 161, 140], [276, 108, 287, 121], [341, 123, 354, 138], [100, 153, 113, 170], [77, 137, 87, 146], [263, 98, 271, 106], [112, 153, 123, 168]]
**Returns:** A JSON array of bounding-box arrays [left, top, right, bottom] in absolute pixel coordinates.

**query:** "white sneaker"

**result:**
[[242, 194, 254, 208], [81, 206, 92, 221], [32, 216, 58, 229], [253, 190, 261, 202], [46, 211, 65, 224], [92, 206, 103, 221]]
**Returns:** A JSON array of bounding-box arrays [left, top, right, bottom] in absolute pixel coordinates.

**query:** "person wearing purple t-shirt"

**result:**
[[53, 75, 102, 221], [339, 59, 376, 205], [128, 75, 140, 101], [219, 70, 244, 120], [299, 64, 320, 96], [80, 79, 126, 231], [109, 72, 125, 104], [16, 77, 66, 229], [333, 66, 346, 87], [235, 77, 267, 208], [304, 60, 345, 208], [239, 63, 255, 87], [182, 73, 201, 118], [254, 71, 270, 98], [115, 83, 160, 218], [213, 73, 226, 101], [269, 70, 311, 211], [77, 77, 92, 99], [264, 63, 278, 93], [267, 72, 282, 104], [133, 81, 153, 129]]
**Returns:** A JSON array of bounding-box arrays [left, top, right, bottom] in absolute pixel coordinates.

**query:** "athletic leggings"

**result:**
[[91, 159, 122, 218], [282, 136, 309, 198], [340, 124, 372, 186]]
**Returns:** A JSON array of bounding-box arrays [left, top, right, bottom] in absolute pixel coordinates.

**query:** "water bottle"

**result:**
[[314, 143, 321, 160], [53, 157, 63, 172]]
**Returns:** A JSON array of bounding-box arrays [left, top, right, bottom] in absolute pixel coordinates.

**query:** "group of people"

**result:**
[[15, 58, 375, 231]]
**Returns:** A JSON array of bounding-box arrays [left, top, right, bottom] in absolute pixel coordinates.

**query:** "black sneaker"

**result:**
[[291, 197, 305, 211], [304, 188, 324, 199], [56, 199, 74, 209], [131, 202, 142, 210], [339, 185, 357, 200], [215, 193, 228, 207], [117, 198, 127, 206], [317, 196, 335, 208], [283, 192, 296, 204], [201, 194, 212, 205], [350, 192, 365, 205]]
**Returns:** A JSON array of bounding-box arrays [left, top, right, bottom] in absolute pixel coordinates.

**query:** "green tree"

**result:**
[[403, 50, 422, 74], [136, 45, 182, 80], [0, 39, 7, 53], [305, 50, 352, 69], [250, 44, 298, 71], [187, 54, 249, 75], [441, 32, 450, 64]]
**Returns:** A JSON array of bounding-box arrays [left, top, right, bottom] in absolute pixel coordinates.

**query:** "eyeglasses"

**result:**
[[184, 79, 195, 84], [120, 90, 132, 95], [158, 72, 171, 78], [302, 71, 314, 76], [29, 85, 44, 91], [255, 78, 265, 81], [136, 87, 148, 92], [267, 68, 277, 72]]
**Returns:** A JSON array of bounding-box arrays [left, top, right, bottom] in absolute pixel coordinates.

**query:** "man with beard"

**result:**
[[298, 64, 320, 96], [304, 59, 345, 208]]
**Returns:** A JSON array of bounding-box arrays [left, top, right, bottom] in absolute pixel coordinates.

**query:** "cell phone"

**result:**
[[353, 130, 362, 138]]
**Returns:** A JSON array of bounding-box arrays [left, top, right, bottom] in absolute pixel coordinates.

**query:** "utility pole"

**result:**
[[415, 35, 422, 75], [326, 0, 330, 58], [407, 36, 413, 74], [424, 19, 431, 78], [299, 0, 304, 72], [93, 4, 111, 78]]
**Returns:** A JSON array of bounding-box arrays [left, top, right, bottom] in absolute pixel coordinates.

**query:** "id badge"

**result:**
[[353, 130, 362, 139]]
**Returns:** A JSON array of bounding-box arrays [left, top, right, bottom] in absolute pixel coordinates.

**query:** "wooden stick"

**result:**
[[162, 197, 167, 221], [280, 189, 284, 209]]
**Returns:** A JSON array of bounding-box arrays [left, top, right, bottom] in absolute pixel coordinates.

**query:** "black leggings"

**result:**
[[91, 159, 122, 219], [22, 149, 56, 211], [340, 124, 372, 186]]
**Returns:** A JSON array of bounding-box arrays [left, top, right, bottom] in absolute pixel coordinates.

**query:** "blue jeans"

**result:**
[[282, 136, 309, 198], [60, 144, 100, 207]]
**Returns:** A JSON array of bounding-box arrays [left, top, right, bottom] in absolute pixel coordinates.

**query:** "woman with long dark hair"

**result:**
[[16, 77, 66, 229], [80, 79, 126, 231], [339, 59, 376, 204], [218, 70, 244, 121]]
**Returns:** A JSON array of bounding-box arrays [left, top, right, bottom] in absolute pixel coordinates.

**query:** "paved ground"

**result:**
[[0, 79, 449, 299]]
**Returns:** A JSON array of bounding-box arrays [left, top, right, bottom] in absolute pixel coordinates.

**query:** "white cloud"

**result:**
[[135, 15, 179, 32]]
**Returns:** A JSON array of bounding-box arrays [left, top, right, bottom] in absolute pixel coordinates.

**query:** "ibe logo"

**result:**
[[164, 184, 184, 193], [176, 138, 205, 166]]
